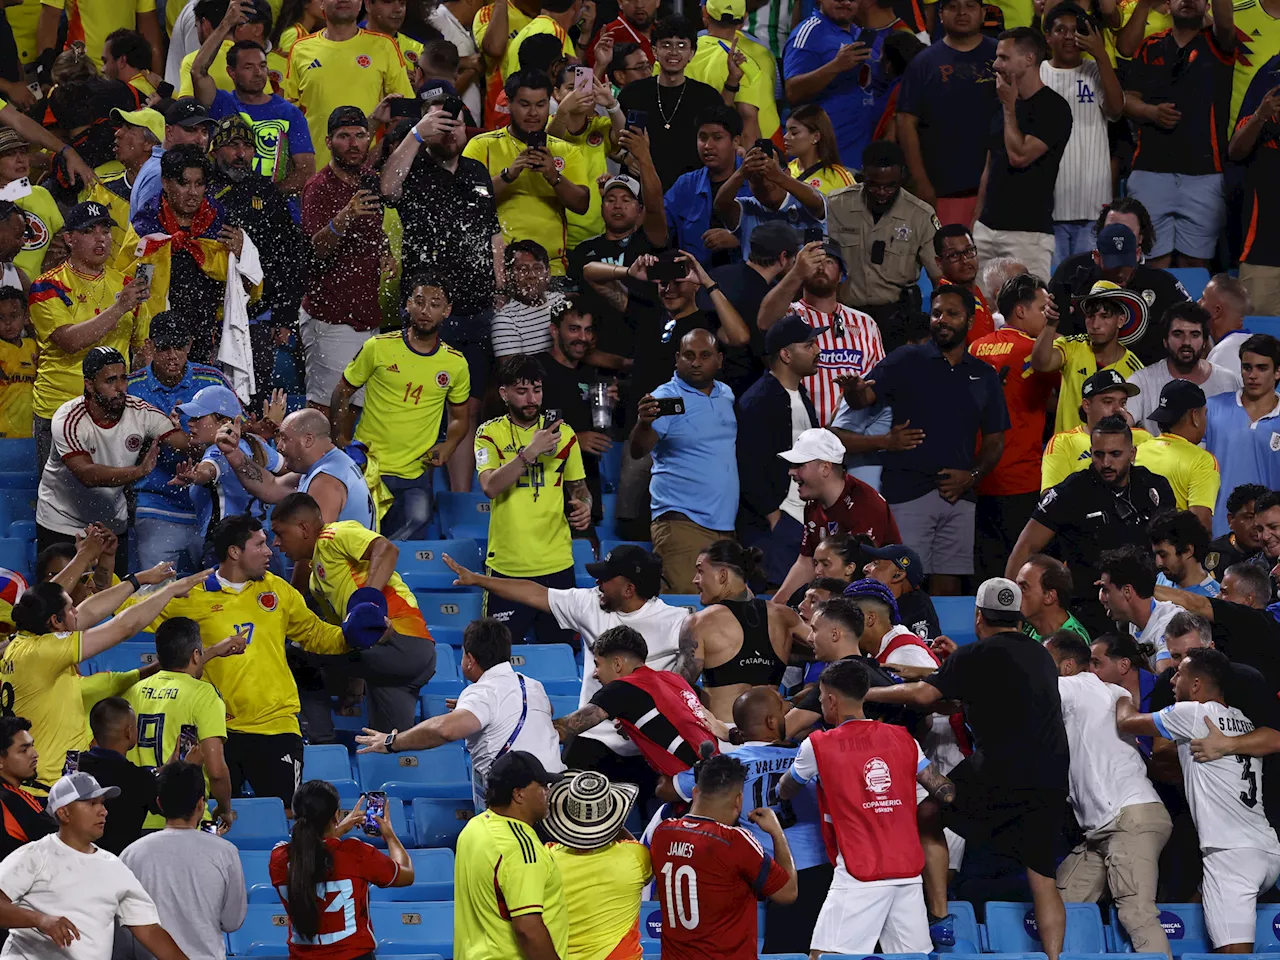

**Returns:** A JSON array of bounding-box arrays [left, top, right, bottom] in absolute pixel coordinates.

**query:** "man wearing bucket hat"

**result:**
[[544, 770, 653, 960], [0, 771, 191, 960], [1031, 276, 1147, 433]]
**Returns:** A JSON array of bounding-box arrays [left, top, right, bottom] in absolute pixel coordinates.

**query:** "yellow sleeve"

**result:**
[[475, 426, 501, 474], [446, 353, 471, 404], [384, 39, 415, 99], [343, 338, 378, 388], [192, 683, 228, 740], [1052, 335, 1072, 367], [136, 0, 157, 12], [497, 847, 554, 917], [29, 286, 72, 345], [282, 583, 349, 655], [472, 6, 493, 49], [1041, 433, 1073, 491], [282, 45, 302, 103], [178, 53, 195, 98], [1188, 451, 1222, 511], [37, 632, 82, 673], [562, 426, 586, 483], [80, 670, 140, 711], [333, 520, 382, 559], [737, 57, 770, 113], [39, 0, 62, 8]]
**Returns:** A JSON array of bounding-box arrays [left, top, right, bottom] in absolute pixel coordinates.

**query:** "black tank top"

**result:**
[[701, 598, 787, 688]]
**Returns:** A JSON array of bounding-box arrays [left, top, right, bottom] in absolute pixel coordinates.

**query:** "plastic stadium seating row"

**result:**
[[230, 902, 451, 956]]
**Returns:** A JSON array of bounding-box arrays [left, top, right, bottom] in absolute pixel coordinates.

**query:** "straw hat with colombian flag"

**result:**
[[1079, 279, 1148, 348], [544, 771, 639, 850]]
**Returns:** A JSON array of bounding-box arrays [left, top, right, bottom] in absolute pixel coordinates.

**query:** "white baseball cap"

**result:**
[[975, 577, 1025, 625], [46, 772, 120, 815], [778, 428, 845, 465]]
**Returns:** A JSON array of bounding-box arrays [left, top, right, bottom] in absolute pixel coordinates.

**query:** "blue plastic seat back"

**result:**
[[935, 900, 983, 954], [370, 901, 452, 955], [985, 902, 1105, 954], [228, 903, 291, 954], [1109, 903, 1210, 956], [509, 643, 578, 681], [411, 796, 476, 849], [222, 798, 289, 850]]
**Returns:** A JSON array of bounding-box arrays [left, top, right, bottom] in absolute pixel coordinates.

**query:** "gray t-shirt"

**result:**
[[1126, 360, 1242, 435], [118, 829, 247, 960]]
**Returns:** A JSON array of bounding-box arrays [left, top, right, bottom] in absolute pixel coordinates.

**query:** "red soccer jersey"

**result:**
[[650, 815, 789, 960], [968, 328, 1058, 496], [269, 837, 401, 960], [799, 474, 901, 556]]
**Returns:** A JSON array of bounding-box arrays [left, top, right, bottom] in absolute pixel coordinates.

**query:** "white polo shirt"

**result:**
[[454, 661, 564, 809], [546, 588, 690, 756], [1058, 672, 1162, 834]]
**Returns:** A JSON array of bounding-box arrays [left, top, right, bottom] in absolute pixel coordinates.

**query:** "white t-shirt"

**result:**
[[780, 386, 811, 522], [1129, 598, 1181, 665], [454, 661, 565, 808], [1125, 361, 1243, 435], [1153, 699, 1280, 853], [875, 626, 938, 670], [36, 396, 177, 535], [1058, 673, 1162, 833], [546, 588, 689, 754], [0, 833, 161, 960], [1207, 331, 1252, 380], [1039, 60, 1112, 223], [0, 263, 21, 293], [427, 4, 483, 125]]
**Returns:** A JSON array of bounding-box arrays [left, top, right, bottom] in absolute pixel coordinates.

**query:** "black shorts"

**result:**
[[484, 566, 578, 648], [225, 731, 304, 809], [943, 760, 1067, 879]]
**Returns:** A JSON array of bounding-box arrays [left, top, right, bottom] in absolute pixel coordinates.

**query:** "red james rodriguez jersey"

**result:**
[[650, 814, 790, 960], [269, 836, 401, 960]]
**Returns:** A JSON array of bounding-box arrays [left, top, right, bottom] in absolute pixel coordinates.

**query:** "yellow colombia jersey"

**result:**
[[555, 115, 612, 249], [80, 175, 133, 261], [7, 0, 42, 64], [278, 24, 312, 56], [1041, 424, 1153, 491], [462, 128, 587, 276], [1, 630, 87, 787], [475, 415, 585, 578], [28, 262, 148, 419], [0, 338, 37, 439], [39, 0, 157, 69], [125, 669, 228, 828], [310, 520, 431, 639], [501, 15, 574, 86], [178, 40, 237, 98], [455, 810, 569, 960], [1135, 431, 1221, 512], [473, 1, 534, 62], [682, 33, 780, 139], [1231, 0, 1280, 127], [391, 31, 424, 79], [151, 571, 348, 737], [127, 72, 157, 98], [788, 159, 856, 195], [1052, 335, 1144, 434], [343, 331, 471, 481], [14, 183, 62, 281], [547, 839, 652, 960], [283, 29, 415, 169]]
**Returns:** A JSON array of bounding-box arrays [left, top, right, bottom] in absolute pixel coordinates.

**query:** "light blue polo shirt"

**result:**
[[1203, 390, 1280, 538], [650, 375, 738, 531]]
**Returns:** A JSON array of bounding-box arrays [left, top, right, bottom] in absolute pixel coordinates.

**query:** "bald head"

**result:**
[[277, 408, 336, 472], [286, 408, 330, 438], [675, 327, 722, 390], [732, 686, 786, 742]]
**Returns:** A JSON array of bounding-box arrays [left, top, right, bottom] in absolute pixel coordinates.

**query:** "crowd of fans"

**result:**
[[1, 0, 1280, 957]]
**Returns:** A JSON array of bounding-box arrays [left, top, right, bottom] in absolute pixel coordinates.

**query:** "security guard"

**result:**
[[1006, 414, 1175, 635], [825, 140, 941, 351]]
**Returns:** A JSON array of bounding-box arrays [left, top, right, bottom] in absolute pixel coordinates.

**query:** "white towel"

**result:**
[[219, 230, 263, 402]]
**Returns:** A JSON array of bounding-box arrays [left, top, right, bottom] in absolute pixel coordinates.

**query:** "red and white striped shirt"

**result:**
[[790, 299, 886, 426]]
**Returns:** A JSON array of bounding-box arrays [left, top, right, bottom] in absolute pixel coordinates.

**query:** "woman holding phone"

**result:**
[[268, 780, 415, 960], [784, 104, 855, 195]]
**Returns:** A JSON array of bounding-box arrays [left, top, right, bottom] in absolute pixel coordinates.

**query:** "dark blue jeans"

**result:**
[[381, 472, 434, 541]]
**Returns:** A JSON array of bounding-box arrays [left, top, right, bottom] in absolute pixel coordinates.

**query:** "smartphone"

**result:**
[[1076, 16, 1092, 34], [753, 138, 775, 157], [178, 723, 199, 762], [362, 791, 387, 836], [526, 130, 548, 150], [625, 109, 647, 132], [654, 397, 685, 417], [156, 81, 175, 99], [133, 263, 155, 288], [200, 820, 220, 834], [1049, 279, 1072, 319], [649, 256, 689, 283], [0, 177, 32, 202], [390, 97, 420, 120], [62, 750, 79, 776], [573, 64, 593, 93], [804, 226, 825, 244], [542, 408, 562, 425], [854, 27, 874, 45], [360, 173, 382, 197], [442, 95, 466, 119]]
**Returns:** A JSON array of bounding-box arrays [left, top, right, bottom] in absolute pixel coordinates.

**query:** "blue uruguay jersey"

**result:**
[[674, 742, 828, 870], [191, 437, 284, 537], [300, 446, 375, 528], [128, 362, 233, 523]]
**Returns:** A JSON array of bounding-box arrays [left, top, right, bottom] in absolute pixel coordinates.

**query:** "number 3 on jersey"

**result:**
[[661, 861, 700, 931]]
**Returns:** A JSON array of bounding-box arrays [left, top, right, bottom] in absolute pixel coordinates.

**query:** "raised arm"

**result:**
[[1228, 89, 1280, 162], [1190, 724, 1280, 761], [758, 243, 819, 330], [1029, 310, 1065, 372], [477, 422, 561, 499], [1004, 517, 1055, 580], [74, 561, 174, 629], [442, 554, 552, 612], [713, 163, 750, 230], [617, 127, 668, 247], [917, 761, 956, 805], [48, 281, 149, 354], [1152, 584, 1214, 619], [81, 571, 211, 659], [193, 0, 251, 107], [1115, 690, 1161, 737], [996, 74, 1050, 168], [215, 422, 299, 504]]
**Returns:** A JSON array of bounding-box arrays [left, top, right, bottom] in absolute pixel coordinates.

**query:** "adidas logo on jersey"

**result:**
[[387, 363, 400, 372], [307, 58, 322, 69]]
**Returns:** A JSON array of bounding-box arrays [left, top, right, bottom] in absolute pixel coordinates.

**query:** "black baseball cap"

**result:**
[[765, 313, 828, 355], [148, 312, 193, 347], [83, 346, 127, 379], [585, 545, 664, 599], [328, 105, 369, 135], [749, 222, 800, 260], [1081, 368, 1140, 400], [165, 97, 215, 129], [819, 238, 846, 272], [63, 200, 118, 232], [487, 751, 564, 793], [1149, 379, 1207, 426]]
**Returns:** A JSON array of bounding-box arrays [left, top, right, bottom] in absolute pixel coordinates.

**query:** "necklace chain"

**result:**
[[656, 82, 687, 130]]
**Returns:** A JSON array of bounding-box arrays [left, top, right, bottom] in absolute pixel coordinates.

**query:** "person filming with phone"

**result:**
[[630, 328, 739, 593]]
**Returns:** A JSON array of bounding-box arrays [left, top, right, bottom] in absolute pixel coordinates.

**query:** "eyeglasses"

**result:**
[[655, 40, 691, 52], [940, 245, 978, 263]]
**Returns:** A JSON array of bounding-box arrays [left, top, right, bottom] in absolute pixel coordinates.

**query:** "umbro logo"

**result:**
[[307, 58, 322, 69], [387, 363, 400, 372]]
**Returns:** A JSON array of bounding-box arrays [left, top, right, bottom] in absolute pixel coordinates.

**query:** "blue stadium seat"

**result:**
[[760, 955, 809, 960], [986, 902, 1106, 954], [0, 439, 36, 466], [1245, 316, 1280, 339], [1110, 904, 1210, 955], [599, 444, 623, 492], [936, 900, 984, 954], [572, 538, 596, 573], [371, 849, 455, 900], [92, 642, 158, 673], [1169, 267, 1211, 300], [0, 537, 29, 579], [662, 594, 702, 611], [938, 955, 1046, 960], [9, 520, 35, 542], [918, 265, 933, 303], [1063, 955, 1168, 960], [640, 899, 662, 955], [228, 903, 291, 954], [430, 626, 466, 648], [431, 644, 458, 682], [932, 596, 977, 636], [509, 644, 577, 682], [436, 492, 491, 541], [238, 850, 277, 904], [357, 745, 471, 801], [371, 901, 453, 956], [549, 695, 579, 718], [414, 593, 483, 637], [222, 798, 289, 850], [816, 954, 931, 960], [1256, 904, 1280, 951], [397, 540, 482, 592], [411, 796, 475, 849], [420, 680, 465, 719], [302, 744, 359, 805]]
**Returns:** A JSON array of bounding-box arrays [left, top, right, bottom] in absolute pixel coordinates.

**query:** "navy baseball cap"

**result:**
[[862, 544, 924, 588], [63, 200, 117, 232], [765, 313, 828, 355], [1149, 379, 1207, 426], [1096, 224, 1139, 269]]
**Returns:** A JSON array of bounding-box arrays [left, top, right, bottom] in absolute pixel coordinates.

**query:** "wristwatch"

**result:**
[[500, 167, 516, 183], [124, 573, 140, 591], [968, 469, 980, 485], [384, 732, 400, 753]]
